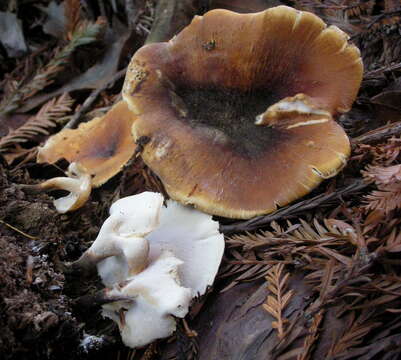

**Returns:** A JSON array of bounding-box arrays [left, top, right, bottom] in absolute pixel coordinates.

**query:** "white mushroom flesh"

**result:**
[[102, 251, 192, 348]]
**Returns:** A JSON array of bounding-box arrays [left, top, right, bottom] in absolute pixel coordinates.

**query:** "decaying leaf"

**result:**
[[20, 18, 129, 113], [0, 11, 28, 58], [39, 1, 67, 39]]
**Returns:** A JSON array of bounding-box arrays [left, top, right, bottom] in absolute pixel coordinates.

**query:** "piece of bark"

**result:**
[[193, 275, 309, 360], [161, 273, 349, 359]]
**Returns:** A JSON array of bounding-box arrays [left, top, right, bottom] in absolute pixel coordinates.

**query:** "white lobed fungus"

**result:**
[[76, 191, 224, 348]]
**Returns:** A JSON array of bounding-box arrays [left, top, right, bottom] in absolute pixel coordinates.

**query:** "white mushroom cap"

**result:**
[[147, 199, 224, 296], [102, 251, 192, 348]]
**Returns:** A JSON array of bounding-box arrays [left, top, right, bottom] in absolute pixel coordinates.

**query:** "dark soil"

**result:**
[[0, 163, 123, 360]]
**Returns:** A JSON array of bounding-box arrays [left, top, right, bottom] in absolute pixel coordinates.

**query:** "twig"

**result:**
[[26, 255, 35, 284], [0, 219, 38, 240], [352, 121, 401, 146], [220, 179, 368, 234], [363, 61, 401, 79], [74, 289, 133, 308], [366, 10, 401, 30], [64, 68, 127, 129]]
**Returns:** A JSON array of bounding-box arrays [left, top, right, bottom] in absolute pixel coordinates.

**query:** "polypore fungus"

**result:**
[[74, 192, 224, 348], [122, 5, 363, 219]]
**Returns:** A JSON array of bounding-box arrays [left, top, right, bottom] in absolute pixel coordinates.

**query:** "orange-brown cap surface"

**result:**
[[37, 101, 137, 187], [122, 6, 362, 219]]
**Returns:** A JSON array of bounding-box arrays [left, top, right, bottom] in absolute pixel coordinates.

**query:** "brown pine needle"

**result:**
[[298, 309, 324, 360], [263, 263, 294, 339], [0, 219, 38, 240]]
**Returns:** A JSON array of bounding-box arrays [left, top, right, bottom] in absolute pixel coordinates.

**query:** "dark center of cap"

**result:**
[[173, 85, 294, 157]]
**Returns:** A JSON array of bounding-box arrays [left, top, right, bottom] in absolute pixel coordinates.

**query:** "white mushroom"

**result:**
[[75, 191, 224, 348]]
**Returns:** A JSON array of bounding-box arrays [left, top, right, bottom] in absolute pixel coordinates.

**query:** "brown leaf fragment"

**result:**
[[365, 185, 401, 214], [363, 164, 401, 185], [363, 164, 401, 215]]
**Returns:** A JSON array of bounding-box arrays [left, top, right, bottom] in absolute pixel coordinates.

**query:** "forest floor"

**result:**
[[1, 0, 401, 359]]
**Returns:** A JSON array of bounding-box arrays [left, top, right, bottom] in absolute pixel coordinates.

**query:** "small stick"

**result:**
[[64, 68, 127, 129], [220, 179, 368, 234], [0, 219, 38, 240], [352, 121, 401, 146], [75, 289, 133, 308]]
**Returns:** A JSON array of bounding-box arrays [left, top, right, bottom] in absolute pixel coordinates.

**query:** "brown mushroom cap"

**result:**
[[37, 101, 137, 187], [122, 6, 362, 219]]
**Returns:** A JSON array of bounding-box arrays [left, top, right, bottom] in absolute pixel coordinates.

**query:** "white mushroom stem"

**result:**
[[74, 192, 163, 281], [19, 162, 91, 213], [74, 191, 224, 348]]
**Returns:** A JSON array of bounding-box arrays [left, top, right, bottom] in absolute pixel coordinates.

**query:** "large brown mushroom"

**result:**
[[122, 6, 363, 219]]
